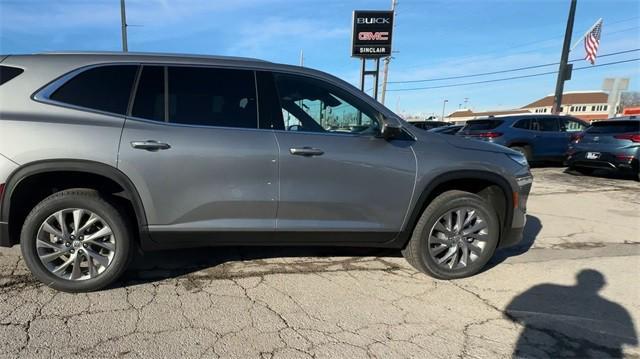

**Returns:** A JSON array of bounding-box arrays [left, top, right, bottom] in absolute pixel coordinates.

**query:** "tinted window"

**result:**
[[273, 73, 379, 135], [462, 119, 503, 131], [533, 118, 559, 132], [168, 67, 257, 128], [132, 66, 165, 122], [586, 121, 640, 134], [50, 65, 137, 115], [256, 71, 284, 130], [0, 65, 23, 85], [513, 118, 531, 130]]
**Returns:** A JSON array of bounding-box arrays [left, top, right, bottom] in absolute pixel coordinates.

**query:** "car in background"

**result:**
[[428, 125, 463, 135], [408, 120, 453, 130], [457, 115, 588, 162], [566, 117, 640, 180]]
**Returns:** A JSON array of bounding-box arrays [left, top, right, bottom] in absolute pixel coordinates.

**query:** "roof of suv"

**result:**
[[37, 51, 270, 64], [467, 114, 581, 122]]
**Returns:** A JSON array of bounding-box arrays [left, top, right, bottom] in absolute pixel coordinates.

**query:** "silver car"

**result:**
[[0, 52, 532, 292]]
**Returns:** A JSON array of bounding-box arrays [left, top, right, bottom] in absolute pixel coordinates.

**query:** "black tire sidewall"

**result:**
[[414, 192, 499, 279], [20, 191, 131, 292]]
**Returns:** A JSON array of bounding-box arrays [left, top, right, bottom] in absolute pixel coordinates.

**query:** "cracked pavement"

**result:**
[[1, 167, 639, 358]]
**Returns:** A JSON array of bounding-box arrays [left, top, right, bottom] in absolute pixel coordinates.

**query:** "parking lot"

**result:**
[[0, 167, 638, 358]]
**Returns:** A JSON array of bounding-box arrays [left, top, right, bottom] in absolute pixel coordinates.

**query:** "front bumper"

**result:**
[[499, 174, 532, 249], [0, 221, 9, 247]]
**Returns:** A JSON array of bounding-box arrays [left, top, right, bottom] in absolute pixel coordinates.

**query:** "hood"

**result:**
[[443, 133, 520, 155]]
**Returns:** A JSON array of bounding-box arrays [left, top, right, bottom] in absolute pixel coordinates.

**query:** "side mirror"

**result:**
[[380, 117, 403, 140]]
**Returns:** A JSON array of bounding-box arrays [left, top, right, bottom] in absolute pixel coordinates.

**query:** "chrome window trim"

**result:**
[[32, 63, 141, 119]]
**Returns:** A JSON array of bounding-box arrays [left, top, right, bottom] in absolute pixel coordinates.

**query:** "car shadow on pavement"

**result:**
[[564, 167, 638, 181], [506, 269, 638, 358], [119, 246, 403, 287], [483, 214, 541, 271]]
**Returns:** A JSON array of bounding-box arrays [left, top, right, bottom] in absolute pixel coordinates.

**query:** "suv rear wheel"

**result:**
[[20, 189, 132, 292], [402, 190, 500, 279]]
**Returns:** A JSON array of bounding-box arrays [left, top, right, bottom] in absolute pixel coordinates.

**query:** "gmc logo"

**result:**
[[356, 17, 390, 25], [358, 32, 389, 41]]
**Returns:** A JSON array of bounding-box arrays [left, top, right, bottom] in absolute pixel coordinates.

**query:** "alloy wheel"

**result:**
[[427, 207, 489, 270], [35, 208, 116, 281]]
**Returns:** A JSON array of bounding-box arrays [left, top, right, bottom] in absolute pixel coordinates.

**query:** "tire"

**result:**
[[20, 189, 133, 292], [402, 190, 500, 279], [509, 146, 532, 162]]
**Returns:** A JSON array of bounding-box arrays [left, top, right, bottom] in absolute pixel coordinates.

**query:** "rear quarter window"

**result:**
[[49, 65, 138, 115], [586, 121, 640, 134], [0, 65, 24, 85], [462, 119, 503, 131]]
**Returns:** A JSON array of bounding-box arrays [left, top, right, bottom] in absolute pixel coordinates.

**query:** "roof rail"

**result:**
[[37, 51, 269, 63]]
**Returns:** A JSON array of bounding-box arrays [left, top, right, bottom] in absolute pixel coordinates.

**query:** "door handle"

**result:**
[[289, 147, 324, 156], [131, 140, 171, 151]]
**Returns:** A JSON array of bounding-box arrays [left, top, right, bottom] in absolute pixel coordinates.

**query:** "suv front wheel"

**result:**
[[20, 189, 133, 292], [402, 190, 500, 279]]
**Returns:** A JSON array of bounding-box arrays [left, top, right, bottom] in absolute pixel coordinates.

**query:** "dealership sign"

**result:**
[[352, 10, 394, 57]]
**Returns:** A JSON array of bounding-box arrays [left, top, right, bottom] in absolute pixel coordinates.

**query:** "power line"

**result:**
[[387, 49, 639, 84], [386, 58, 640, 92]]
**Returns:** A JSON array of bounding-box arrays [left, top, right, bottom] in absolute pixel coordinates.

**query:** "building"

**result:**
[[521, 91, 610, 121], [446, 109, 531, 123]]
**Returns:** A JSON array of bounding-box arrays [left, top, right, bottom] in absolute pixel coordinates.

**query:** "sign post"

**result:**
[[352, 10, 394, 101]]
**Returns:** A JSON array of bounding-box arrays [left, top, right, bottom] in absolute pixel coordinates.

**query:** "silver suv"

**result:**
[[0, 52, 532, 292]]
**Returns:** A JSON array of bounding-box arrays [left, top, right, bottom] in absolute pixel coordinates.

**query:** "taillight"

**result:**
[[570, 132, 584, 143], [0, 183, 4, 202], [476, 132, 503, 138], [614, 134, 640, 142], [615, 154, 635, 162]]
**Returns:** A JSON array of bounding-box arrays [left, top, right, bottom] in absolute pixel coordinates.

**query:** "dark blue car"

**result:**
[[457, 115, 588, 162], [566, 117, 640, 179]]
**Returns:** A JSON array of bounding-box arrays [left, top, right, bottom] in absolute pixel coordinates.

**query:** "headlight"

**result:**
[[507, 153, 528, 167]]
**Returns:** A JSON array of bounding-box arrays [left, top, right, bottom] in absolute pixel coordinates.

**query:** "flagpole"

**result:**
[[570, 18, 602, 52]]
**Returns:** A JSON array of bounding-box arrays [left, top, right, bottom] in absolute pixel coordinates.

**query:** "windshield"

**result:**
[[462, 120, 503, 131], [585, 121, 640, 134]]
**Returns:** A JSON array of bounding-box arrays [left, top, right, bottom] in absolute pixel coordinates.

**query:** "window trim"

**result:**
[[32, 63, 141, 119]]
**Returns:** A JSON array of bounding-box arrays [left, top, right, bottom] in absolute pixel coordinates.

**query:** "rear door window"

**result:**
[[0, 65, 24, 85], [50, 65, 138, 115], [131, 66, 165, 122], [533, 118, 559, 132], [167, 66, 257, 129], [462, 119, 503, 131], [586, 121, 640, 134], [560, 118, 587, 132], [513, 118, 532, 130]]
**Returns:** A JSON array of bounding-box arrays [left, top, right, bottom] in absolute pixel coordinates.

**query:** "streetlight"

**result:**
[[441, 99, 448, 121]]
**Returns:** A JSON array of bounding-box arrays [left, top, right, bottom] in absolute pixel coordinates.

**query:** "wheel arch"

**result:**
[[0, 159, 148, 247], [399, 170, 515, 248]]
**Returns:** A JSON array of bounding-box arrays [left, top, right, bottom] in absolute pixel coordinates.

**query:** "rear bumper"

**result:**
[[566, 151, 638, 173], [0, 221, 9, 247]]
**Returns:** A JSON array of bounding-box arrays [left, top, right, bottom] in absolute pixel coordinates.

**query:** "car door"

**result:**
[[118, 65, 278, 245], [260, 71, 416, 244], [531, 117, 566, 159]]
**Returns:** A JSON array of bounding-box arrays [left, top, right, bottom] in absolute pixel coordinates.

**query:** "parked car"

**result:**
[[457, 115, 588, 162], [0, 52, 532, 292], [566, 118, 640, 179], [428, 125, 463, 135], [408, 120, 453, 130]]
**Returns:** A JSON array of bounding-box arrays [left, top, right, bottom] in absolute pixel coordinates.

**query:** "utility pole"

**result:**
[[299, 49, 304, 67], [120, 0, 128, 52], [441, 99, 448, 120], [380, 0, 397, 105], [552, 0, 577, 114]]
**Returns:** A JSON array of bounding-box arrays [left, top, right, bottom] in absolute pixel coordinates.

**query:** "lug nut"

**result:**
[[70, 249, 75, 254], [70, 235, 75, 240], [83, 243, 88, 248], [79, 236, 84, 240], [65, 242, 71, 247]]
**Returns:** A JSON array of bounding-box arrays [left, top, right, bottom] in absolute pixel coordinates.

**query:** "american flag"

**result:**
[[584, 19, 603, 64]]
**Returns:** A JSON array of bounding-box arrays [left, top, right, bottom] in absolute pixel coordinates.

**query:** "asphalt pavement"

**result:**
[[1, 167, 638, 358]]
